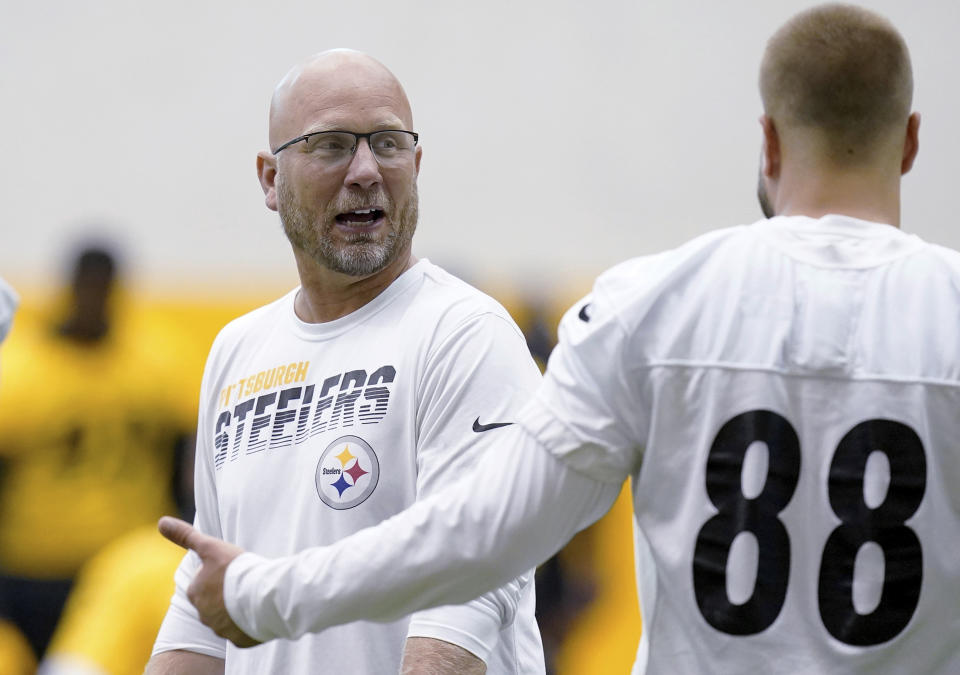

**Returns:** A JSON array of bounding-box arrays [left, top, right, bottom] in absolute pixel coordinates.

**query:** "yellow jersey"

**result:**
[[0, 619, 35, 675], [0, 299, 195, 578], [44, 525, 185, 675]]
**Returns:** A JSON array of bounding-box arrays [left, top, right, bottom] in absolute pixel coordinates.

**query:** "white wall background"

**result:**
[[3, 0, 959, 295]]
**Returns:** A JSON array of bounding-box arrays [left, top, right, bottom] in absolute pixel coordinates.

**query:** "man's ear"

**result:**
[[901, 112, 920, 175], [257, 151, 279, 212], [759, 114, 781, 179], [414, 144, 422, 177]]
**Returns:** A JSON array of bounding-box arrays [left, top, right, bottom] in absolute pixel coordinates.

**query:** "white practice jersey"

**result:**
[[154, 260, 545, 674], [222, 215, 959, 675], [521, 215, 960, 673]]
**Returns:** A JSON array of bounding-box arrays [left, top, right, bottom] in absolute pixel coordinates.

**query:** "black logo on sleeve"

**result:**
[[472, 417, 513, 433], [578, 303, 592, 322]]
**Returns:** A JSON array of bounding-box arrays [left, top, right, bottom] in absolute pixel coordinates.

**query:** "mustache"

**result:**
[[331, 189, 393, 214]]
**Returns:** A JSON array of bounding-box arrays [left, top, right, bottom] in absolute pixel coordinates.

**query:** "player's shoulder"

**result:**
[[852, 230, 960, 309], [921, 239, 960, 275], [556, 226, 752, 360], [209, 288, 298, 350], [892, 238, 960, 341], [592, 225, 751, 313], [198, 289, 300, 384], [413, 260, 522, 331]]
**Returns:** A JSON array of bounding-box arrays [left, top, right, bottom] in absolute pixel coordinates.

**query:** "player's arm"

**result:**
[[401, 312, 541, 668], [144, 648, 224, 675], [401, 637, 486, 675], [173, 283, 641, 645], [157, 430, 618, 644], [218, 424, 621, 641]]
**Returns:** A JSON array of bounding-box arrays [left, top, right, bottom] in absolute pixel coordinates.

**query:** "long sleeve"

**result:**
[[401, 312, 542, 663], [224, 424, 622, 641]]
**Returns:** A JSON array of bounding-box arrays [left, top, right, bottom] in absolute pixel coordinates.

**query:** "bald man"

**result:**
[[159, 6, 960, 675], [146, 51, 545, 674]]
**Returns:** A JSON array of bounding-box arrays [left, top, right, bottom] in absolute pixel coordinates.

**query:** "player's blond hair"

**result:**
[[760, 3, 912, 164]]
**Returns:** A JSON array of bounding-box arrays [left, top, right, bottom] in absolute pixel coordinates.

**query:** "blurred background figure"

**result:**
[[36, 441, 195, 675], [37, 527, 187, 675], [0, 244, 195, 664], [0, 280, 34, 675]]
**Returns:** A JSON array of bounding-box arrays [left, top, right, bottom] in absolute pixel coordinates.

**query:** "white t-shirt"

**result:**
[[223, 215, 960, 675], [154, 260, 546, 674]]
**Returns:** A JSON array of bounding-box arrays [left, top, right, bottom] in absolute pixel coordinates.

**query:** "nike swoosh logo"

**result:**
[[578, 303, 592, 322], [472, 417, 513, 433]]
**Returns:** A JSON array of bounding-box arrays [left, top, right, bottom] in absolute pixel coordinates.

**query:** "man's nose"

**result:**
[[343, 138, 382, 190]]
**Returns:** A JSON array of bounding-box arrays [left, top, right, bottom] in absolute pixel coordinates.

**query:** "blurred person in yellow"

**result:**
[[0, 278, 35, 675], [34, 526, 186, 675], [0, 246, 195, 660], [0, 618, 35, 675], [36, 443, 196, 675]]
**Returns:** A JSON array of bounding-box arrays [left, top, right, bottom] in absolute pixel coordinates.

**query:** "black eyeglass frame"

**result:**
[[271, 129, 420, 156]]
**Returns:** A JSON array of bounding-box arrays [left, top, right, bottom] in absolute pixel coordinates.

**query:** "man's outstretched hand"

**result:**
[[158, 516, 261, 648]]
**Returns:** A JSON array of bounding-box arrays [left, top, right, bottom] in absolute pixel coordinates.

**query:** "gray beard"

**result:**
[[278, 181, 419, 277]]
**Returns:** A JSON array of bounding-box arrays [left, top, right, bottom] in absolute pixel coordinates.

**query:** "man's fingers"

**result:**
[[159, 516, 206, 553]]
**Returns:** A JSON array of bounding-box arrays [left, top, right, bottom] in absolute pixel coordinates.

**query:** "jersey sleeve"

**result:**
[[151, 549, 225, 659], [519, 282, 647, 483], [0, 276, 17, 344], [405, 312, 541, 662], [224, 424, 622, 641], [152, 343, 227, 660]]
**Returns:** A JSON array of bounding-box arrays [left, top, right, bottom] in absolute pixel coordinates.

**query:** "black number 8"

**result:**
[[693, 411, 926, 646]]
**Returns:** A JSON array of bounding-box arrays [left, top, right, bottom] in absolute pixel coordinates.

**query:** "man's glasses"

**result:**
[[271, 130, 419, 168]]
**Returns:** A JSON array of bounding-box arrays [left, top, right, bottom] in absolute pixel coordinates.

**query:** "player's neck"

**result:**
[[774, 164, 902, 227], [292, 248, 417, 323]]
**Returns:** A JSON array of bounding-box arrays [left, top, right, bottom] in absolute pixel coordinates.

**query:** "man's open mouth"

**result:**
[[336, 208, 385, 225]]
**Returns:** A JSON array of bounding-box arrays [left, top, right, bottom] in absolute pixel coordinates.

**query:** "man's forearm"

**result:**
[[401, 637, 486, 675], [144, 649, 225, 675]]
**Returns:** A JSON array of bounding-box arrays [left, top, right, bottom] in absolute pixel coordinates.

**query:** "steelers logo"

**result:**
[[315, 435, 380, 510]]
